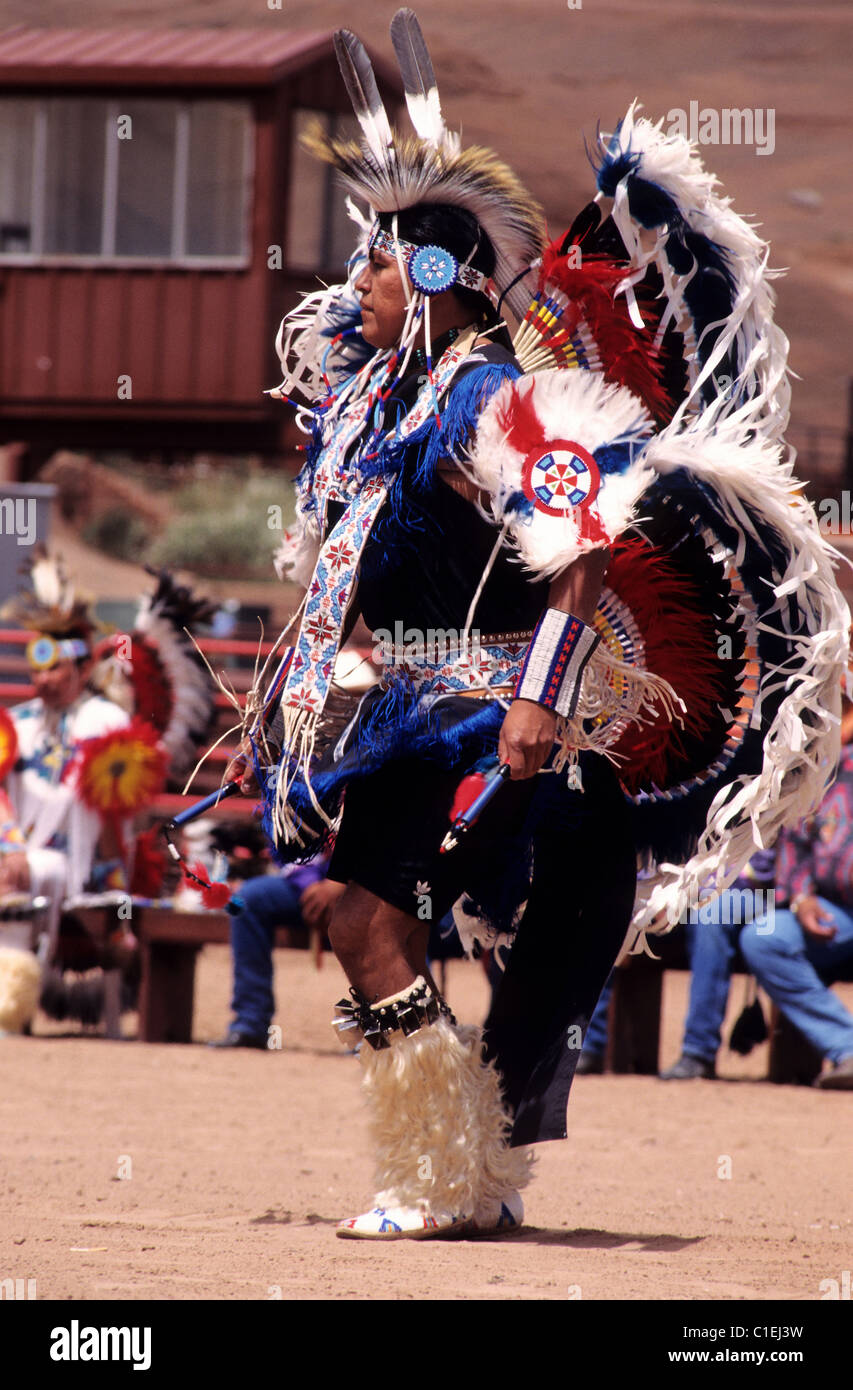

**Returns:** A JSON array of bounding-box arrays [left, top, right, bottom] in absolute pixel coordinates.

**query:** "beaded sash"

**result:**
[[272, 341, 471, 843]]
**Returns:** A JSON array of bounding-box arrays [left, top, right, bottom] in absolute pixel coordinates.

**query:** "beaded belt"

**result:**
[[379, 631, 532, 698]]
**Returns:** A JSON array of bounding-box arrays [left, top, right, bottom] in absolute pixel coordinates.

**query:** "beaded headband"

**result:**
[[26, 635, 90, 670], [368, 225, 489, 296]]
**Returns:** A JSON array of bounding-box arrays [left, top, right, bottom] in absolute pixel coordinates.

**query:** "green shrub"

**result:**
[[82, 508, 151, 563], [83, 468, 296, 581], [148, 478, 292, 579]]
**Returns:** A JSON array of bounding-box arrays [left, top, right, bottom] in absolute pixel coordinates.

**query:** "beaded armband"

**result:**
[[331, 975, 455, 1051], [514, 609, 601, 719]]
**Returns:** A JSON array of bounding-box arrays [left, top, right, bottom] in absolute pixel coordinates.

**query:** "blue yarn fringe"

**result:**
[[252, 684, 506, 867]]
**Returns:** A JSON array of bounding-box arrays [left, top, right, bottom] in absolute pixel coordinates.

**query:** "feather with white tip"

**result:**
[[29, 551, 68, 611], [390, 8, 459, 155], [333, 29, 394, 168], [1, 547, 96, 636]]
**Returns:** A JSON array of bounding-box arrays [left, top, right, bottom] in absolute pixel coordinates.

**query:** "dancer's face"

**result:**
[[31, 657, 89, 711], [355, 247, 410, 349], [355, 247, 474, 352]]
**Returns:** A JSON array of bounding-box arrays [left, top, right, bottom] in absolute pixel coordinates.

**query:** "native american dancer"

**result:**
[[0, 557, 215, 1034], [225, 10, 848, 1238]]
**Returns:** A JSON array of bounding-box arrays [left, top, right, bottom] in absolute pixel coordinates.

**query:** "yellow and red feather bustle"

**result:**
[[70, 718, 168, 823]]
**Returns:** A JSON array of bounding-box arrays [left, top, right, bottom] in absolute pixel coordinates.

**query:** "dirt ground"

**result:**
[[1, 948, 850, 1302]]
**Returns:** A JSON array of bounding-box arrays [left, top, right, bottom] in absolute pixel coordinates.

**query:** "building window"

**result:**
[[287, 109, 361, 273], [0, 96, 253, 263], [43, 98, 109, 255], [0, 98, 36, 254], [114, 99, 178, 259]]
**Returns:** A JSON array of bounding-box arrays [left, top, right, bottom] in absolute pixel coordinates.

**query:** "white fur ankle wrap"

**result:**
[[360, 1016, 533, 1215], [0, 947, 41, 1034]]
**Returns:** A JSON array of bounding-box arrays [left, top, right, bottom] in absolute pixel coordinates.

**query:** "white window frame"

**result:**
[[0, 95, 254, 269]]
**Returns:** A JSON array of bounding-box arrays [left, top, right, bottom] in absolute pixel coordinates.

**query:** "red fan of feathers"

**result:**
[[604, 538, 733, 794], [514, 240, 672, 425]]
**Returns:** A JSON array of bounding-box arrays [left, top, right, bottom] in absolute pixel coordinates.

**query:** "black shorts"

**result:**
[[328, 754, 538, 922]]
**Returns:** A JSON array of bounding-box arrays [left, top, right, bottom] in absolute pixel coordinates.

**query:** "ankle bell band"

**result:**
[[332, 975, 454, 1051], [514, 609, 600, 719]]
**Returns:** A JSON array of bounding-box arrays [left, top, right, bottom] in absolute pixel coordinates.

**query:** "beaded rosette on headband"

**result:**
[[368, 226, 488, 297], [25, 636, 90, 670]]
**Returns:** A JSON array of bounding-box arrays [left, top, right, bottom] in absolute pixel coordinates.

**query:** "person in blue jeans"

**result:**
[[576, 850, 776, 1077], [658, 859, 775, 1079], [740, 900, 853, 1088], [575, 976, 612, 1073], [211, 864, 344, 1049], [738, 726, 853, 1089]]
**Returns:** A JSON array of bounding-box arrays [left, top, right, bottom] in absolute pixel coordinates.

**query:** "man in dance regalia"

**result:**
[[0, 558, 216, 1034], [233, 11, 848, 1237]]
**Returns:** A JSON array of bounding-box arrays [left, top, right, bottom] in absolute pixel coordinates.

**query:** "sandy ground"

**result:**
[[1, 948, 851, 1303]]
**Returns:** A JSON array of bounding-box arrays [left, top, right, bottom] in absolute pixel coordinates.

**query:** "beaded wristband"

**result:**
[[514, 609, 601, 718]]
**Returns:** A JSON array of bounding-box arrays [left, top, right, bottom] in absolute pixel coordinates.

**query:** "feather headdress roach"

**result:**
[[301, 128, 546, 325], [271, 10, 545, 407], [321, 5, 544, 290], [1, 546, 97, 641]]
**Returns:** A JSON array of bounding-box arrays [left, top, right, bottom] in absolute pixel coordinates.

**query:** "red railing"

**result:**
[[0, 628, 282, 704], [0, 628, 375, 820]]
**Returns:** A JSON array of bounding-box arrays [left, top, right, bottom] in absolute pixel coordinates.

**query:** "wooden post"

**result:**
[[605, 953, 663, 1074], [137, 938, 201, 1044]]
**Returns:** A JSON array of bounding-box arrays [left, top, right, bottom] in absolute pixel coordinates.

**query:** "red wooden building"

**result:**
[[0, 27, 401, 463]]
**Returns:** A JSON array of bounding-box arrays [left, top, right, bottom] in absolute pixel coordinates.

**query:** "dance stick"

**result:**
[[440, 761, 511, 854]]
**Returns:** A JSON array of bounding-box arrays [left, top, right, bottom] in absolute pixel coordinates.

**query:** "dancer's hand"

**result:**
[[224, 736, 259, 796], [499, 700, 558, 779]]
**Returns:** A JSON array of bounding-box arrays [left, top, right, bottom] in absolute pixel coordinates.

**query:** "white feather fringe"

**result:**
[[601, 102, 791, 446], [629, 415, 850, 947], [362, 1017, 533, 1215]]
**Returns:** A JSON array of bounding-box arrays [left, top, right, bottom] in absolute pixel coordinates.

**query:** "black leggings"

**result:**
[[483, 754, 637, 1146]]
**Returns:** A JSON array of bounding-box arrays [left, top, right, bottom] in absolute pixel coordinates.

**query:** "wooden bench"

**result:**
[[606, 931, 853, 1085], [71, 902, 315, 1044]]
